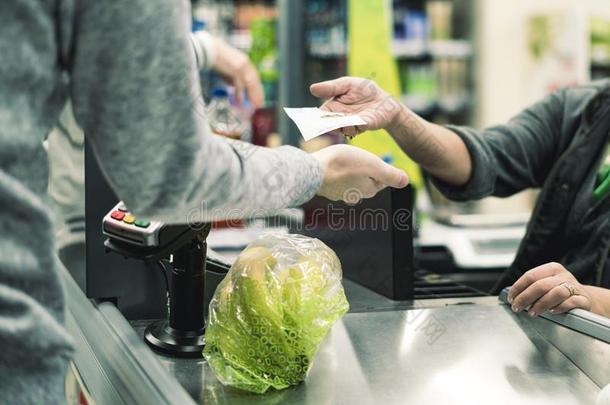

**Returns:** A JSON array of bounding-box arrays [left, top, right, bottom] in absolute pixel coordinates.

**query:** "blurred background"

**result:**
[[191, 0, 610, 286], [194, 0, 610, 211], [59, 5, 610, 400], [54, 0, 610, 310]]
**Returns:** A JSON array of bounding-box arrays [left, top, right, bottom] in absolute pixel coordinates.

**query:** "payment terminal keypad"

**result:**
[[102, 202, 165, 247]]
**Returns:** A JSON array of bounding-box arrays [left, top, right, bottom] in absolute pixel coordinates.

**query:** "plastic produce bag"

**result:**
[[203, 233, 349, 394]]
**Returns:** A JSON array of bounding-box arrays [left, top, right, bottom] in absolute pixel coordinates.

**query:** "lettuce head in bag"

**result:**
[[203, 233, 349, 394]]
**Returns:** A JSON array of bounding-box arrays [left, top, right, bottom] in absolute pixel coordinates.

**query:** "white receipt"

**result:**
[[283, 107, 367, 141]]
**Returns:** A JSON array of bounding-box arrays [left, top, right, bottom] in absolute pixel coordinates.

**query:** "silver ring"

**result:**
[[560, 282, 576, 297]]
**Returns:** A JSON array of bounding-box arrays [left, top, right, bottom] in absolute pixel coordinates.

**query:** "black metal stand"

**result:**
[[144, 236, 207, 357], [105, 223, 215, 358]]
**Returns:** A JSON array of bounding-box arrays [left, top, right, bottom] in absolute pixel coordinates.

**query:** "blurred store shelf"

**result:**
[[591, 60, 610, 69], [308, 47, 348, 59], [312, 39, 475, 60], [392, 39, 473, 59], [428, 39, 473, 58]]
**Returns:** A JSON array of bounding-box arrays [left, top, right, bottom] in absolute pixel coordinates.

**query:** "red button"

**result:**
[[111, 211, 125, 221]]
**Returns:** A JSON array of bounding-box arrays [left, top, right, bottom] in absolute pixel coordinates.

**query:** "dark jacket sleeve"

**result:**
[[431, 89, 571, 201]]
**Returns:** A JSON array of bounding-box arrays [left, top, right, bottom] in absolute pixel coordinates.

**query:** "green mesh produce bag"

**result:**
[[203, 233, 349, 394]]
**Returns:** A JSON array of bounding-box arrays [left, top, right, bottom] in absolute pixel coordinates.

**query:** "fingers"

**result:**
[[319, 100, 353, 116], [371, 179, 387, 194], [313, 144, 408, 203], [234, 79, 244, 105], [352, 146, 409, 189], [511, 275, 561, 312], [319, 100, 336, 112], [345, 179, 387, 203], [212, 41, 264, 108], [550, 295, 591, 314], [364, 179, 387, 198], [317, 126, 362, 140], [527, 284, 571, 317], [231, 65, 264, 109], [508, 262, 565, 302], [342, 124, 369, 138], [370, 160, 409, 189], [341, 126, 358, 138], [310, 77, 354, 99], [243, 67, 264, 109], [323, 129, 346, 137], [507, 262, 591, 317]]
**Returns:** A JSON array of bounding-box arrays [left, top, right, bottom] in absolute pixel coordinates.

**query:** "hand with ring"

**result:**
[[507, 262, 593, 317]]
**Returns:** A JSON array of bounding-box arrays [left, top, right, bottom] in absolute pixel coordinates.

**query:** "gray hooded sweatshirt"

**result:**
[[0, 0, 322, 403]]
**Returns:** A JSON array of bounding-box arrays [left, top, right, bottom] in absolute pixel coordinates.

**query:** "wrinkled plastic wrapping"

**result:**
[[203, 233, 349, 394]]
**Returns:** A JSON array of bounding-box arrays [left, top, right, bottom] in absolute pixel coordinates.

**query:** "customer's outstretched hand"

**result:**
[[312, 144, 409, 203]]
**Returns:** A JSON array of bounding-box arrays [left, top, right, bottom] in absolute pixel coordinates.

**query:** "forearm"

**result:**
[[72, 0, 322, 223], [583, 285, 610, 317], [387, 105, 472, 186]]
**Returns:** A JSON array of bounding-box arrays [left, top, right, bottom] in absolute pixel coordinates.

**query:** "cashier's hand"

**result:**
[[312, 144, 409, 203], [310, 76, 405, 138], [213, 38, 264, 108], [508, 262, 592, 316]]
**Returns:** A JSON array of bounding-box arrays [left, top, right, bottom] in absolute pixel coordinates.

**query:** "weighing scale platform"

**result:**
[[65, 266, 609, 405], [122, 276, 606, 405], [131, 303, 599, 405]]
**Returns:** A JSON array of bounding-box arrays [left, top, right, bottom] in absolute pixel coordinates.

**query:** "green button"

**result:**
[[134, 219, 150, 228]]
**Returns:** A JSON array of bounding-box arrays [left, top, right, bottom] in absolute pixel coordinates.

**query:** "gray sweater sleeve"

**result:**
[[70, 0, 322, 223], [430, 89, 569, 201]]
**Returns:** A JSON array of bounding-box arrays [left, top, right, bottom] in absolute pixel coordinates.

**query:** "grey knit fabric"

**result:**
[[0, 0, 322, 403]]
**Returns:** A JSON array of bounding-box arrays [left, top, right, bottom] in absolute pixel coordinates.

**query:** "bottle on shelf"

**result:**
[[426, 1, 453, 41], [207, 88, 245, 140]]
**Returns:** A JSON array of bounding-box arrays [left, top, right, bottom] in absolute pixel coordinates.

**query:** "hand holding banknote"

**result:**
[[309, 76, 405, 138]]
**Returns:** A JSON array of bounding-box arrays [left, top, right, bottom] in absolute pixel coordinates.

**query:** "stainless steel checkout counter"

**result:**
[[64, 259, 610, 405], [70, 149, 609, 404]]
